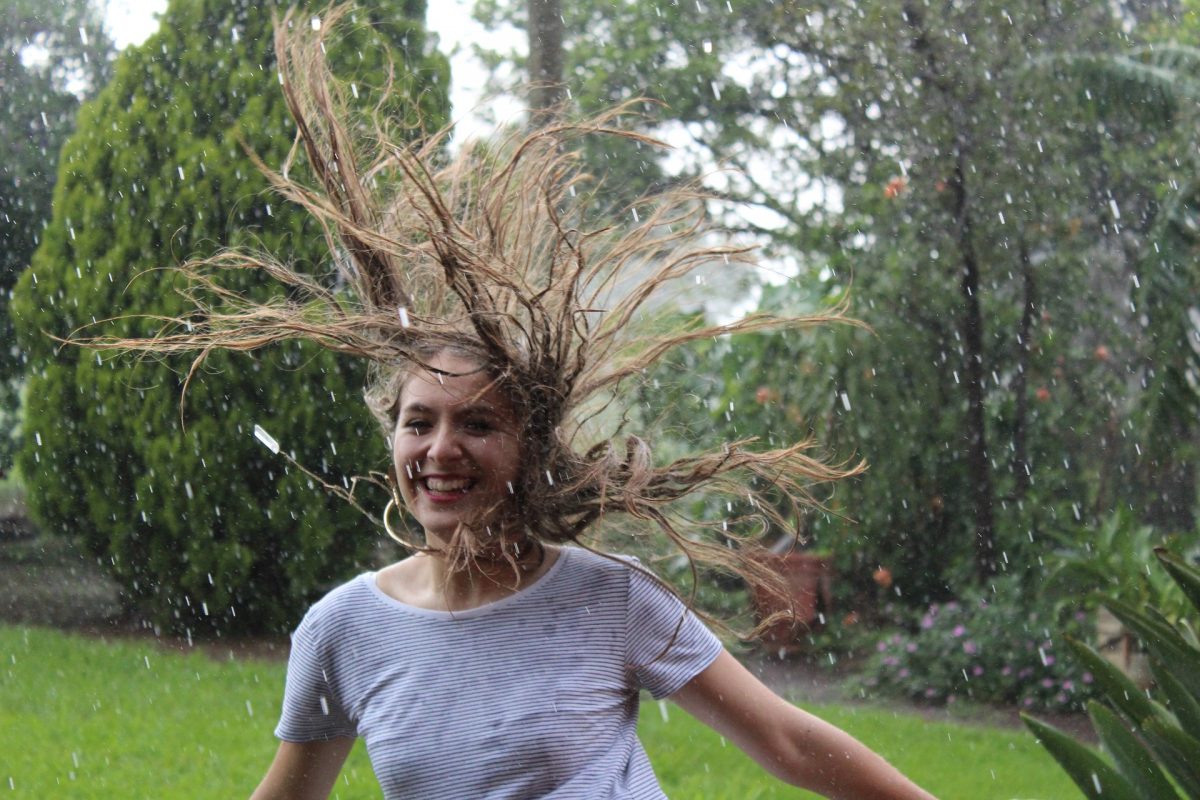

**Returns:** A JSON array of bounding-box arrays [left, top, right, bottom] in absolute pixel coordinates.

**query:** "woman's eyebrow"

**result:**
[[399, 402, 434, 416], [399, 401, 500, 416], [453, 401, 503, 416]]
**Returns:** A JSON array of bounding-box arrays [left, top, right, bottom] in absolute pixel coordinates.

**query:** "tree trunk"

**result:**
[[952, 153, 998, 581], [527, 0, 565, 126]]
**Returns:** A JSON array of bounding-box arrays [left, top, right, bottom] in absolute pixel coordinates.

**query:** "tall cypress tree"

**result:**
[[11, 0, 448, 634]]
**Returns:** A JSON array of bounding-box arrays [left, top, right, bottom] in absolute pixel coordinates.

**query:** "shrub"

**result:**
[[856, 578, 1098, 713], [9, 0, 448, 634]]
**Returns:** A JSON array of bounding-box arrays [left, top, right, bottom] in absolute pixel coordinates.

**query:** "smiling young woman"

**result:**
[[87, 6, 937, 799]]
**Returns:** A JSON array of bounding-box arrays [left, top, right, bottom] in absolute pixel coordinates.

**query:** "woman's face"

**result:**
[[392, 351, 523, 543]]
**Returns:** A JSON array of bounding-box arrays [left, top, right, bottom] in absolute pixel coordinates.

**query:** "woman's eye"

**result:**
[[464, 419, 492, 434], [404, 420, 430, 433]]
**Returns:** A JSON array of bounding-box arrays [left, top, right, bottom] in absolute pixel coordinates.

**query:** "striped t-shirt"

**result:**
[[275, 546, 724, 798]]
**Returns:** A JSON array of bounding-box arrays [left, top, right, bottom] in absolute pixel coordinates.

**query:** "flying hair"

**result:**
[[76, 3, 864, 638]]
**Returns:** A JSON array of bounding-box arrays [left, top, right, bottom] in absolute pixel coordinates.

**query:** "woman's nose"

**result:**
[[425, 424, 463, 463]]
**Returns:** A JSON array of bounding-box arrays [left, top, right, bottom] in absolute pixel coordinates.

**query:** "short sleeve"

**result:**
[[625, 561, 723, 699], [274, 613, 357, 742]]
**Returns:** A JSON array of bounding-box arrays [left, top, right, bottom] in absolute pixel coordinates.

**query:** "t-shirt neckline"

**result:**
[[364, 546, 572, 620]]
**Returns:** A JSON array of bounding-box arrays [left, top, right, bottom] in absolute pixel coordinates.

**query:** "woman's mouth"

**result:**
[[420, 477, 475, 498]]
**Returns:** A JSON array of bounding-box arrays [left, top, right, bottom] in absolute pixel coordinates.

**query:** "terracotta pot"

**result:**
[[752, 552, 834, 649]]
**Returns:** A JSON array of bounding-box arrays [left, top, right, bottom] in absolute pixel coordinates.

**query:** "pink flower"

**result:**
[[963, 641, 977, 655], [972, 665, 984, 677], [898, 668, 910, 679], [920, 615, 934, 629], [1082, 672, 1094, 684], [1062, 681, 1075, 692], [952, 625, 966, 637], [905, 642, 918, 653], [1042, 678, 1054, 689]]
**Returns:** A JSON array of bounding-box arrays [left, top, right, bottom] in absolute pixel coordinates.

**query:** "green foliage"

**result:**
[[478, 0, 1200, 600], [0, 0, 113, 470], [857, 577, 1099, 713], [9, 0, 449, 634], [1024, 549, 1200, 799], [1048, 510, 1197, 623]]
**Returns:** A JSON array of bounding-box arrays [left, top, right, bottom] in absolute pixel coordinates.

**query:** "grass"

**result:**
[[0, 626, 1082, 798]]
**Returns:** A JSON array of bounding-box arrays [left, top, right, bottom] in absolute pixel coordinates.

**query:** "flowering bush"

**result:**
[[855, 582, 1098, 713]]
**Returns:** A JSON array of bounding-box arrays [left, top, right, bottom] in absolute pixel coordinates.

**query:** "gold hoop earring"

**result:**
[[382, 484, 423, 551]]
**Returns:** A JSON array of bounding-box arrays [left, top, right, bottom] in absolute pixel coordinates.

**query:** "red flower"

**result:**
[[872, 566, 893, 589], [1094, 344, 1110, 362], [1036, 387, 1051, 402], [883, 176, 907, 199], [755, 386, 779, 405]]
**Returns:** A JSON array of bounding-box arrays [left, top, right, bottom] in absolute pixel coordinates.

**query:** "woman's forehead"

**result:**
[[400, 355, 509, 410]]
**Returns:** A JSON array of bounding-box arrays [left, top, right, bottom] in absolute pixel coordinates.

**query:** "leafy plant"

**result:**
[[1047, 510, 1193, 623], [1023, 548, 1200, 799], [855, 576, 1098, 713]]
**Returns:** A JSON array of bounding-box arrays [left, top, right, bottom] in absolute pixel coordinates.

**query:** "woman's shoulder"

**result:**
[[297, 571, 376, 630], [554, 546, 648, 588]]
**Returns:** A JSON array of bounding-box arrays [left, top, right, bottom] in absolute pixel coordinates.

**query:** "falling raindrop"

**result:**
[[253, 425, 281, 454]]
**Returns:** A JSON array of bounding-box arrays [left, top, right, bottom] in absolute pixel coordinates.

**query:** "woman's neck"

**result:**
[[379, 542, 558, 612]]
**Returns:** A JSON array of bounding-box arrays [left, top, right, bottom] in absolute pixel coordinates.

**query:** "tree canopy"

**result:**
[[477, 0, 1200, 602], [0, 0, 113, 469]]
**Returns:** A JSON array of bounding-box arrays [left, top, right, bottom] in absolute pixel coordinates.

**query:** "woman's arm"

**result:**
[[670, 649, 938, 800], [249, 738, 355, 800]]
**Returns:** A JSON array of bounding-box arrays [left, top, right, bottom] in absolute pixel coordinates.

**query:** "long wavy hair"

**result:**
[[80, 4, 862, 637]]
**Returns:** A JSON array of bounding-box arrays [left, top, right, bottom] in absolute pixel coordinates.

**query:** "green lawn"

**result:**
[[0, 626, 1081, 798]]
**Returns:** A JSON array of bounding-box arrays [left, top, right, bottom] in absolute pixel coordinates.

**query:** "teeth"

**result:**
[[424, 477, 472, 492]]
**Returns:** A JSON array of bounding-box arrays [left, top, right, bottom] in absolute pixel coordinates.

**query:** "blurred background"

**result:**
[[2, 0, 1198, 796]]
